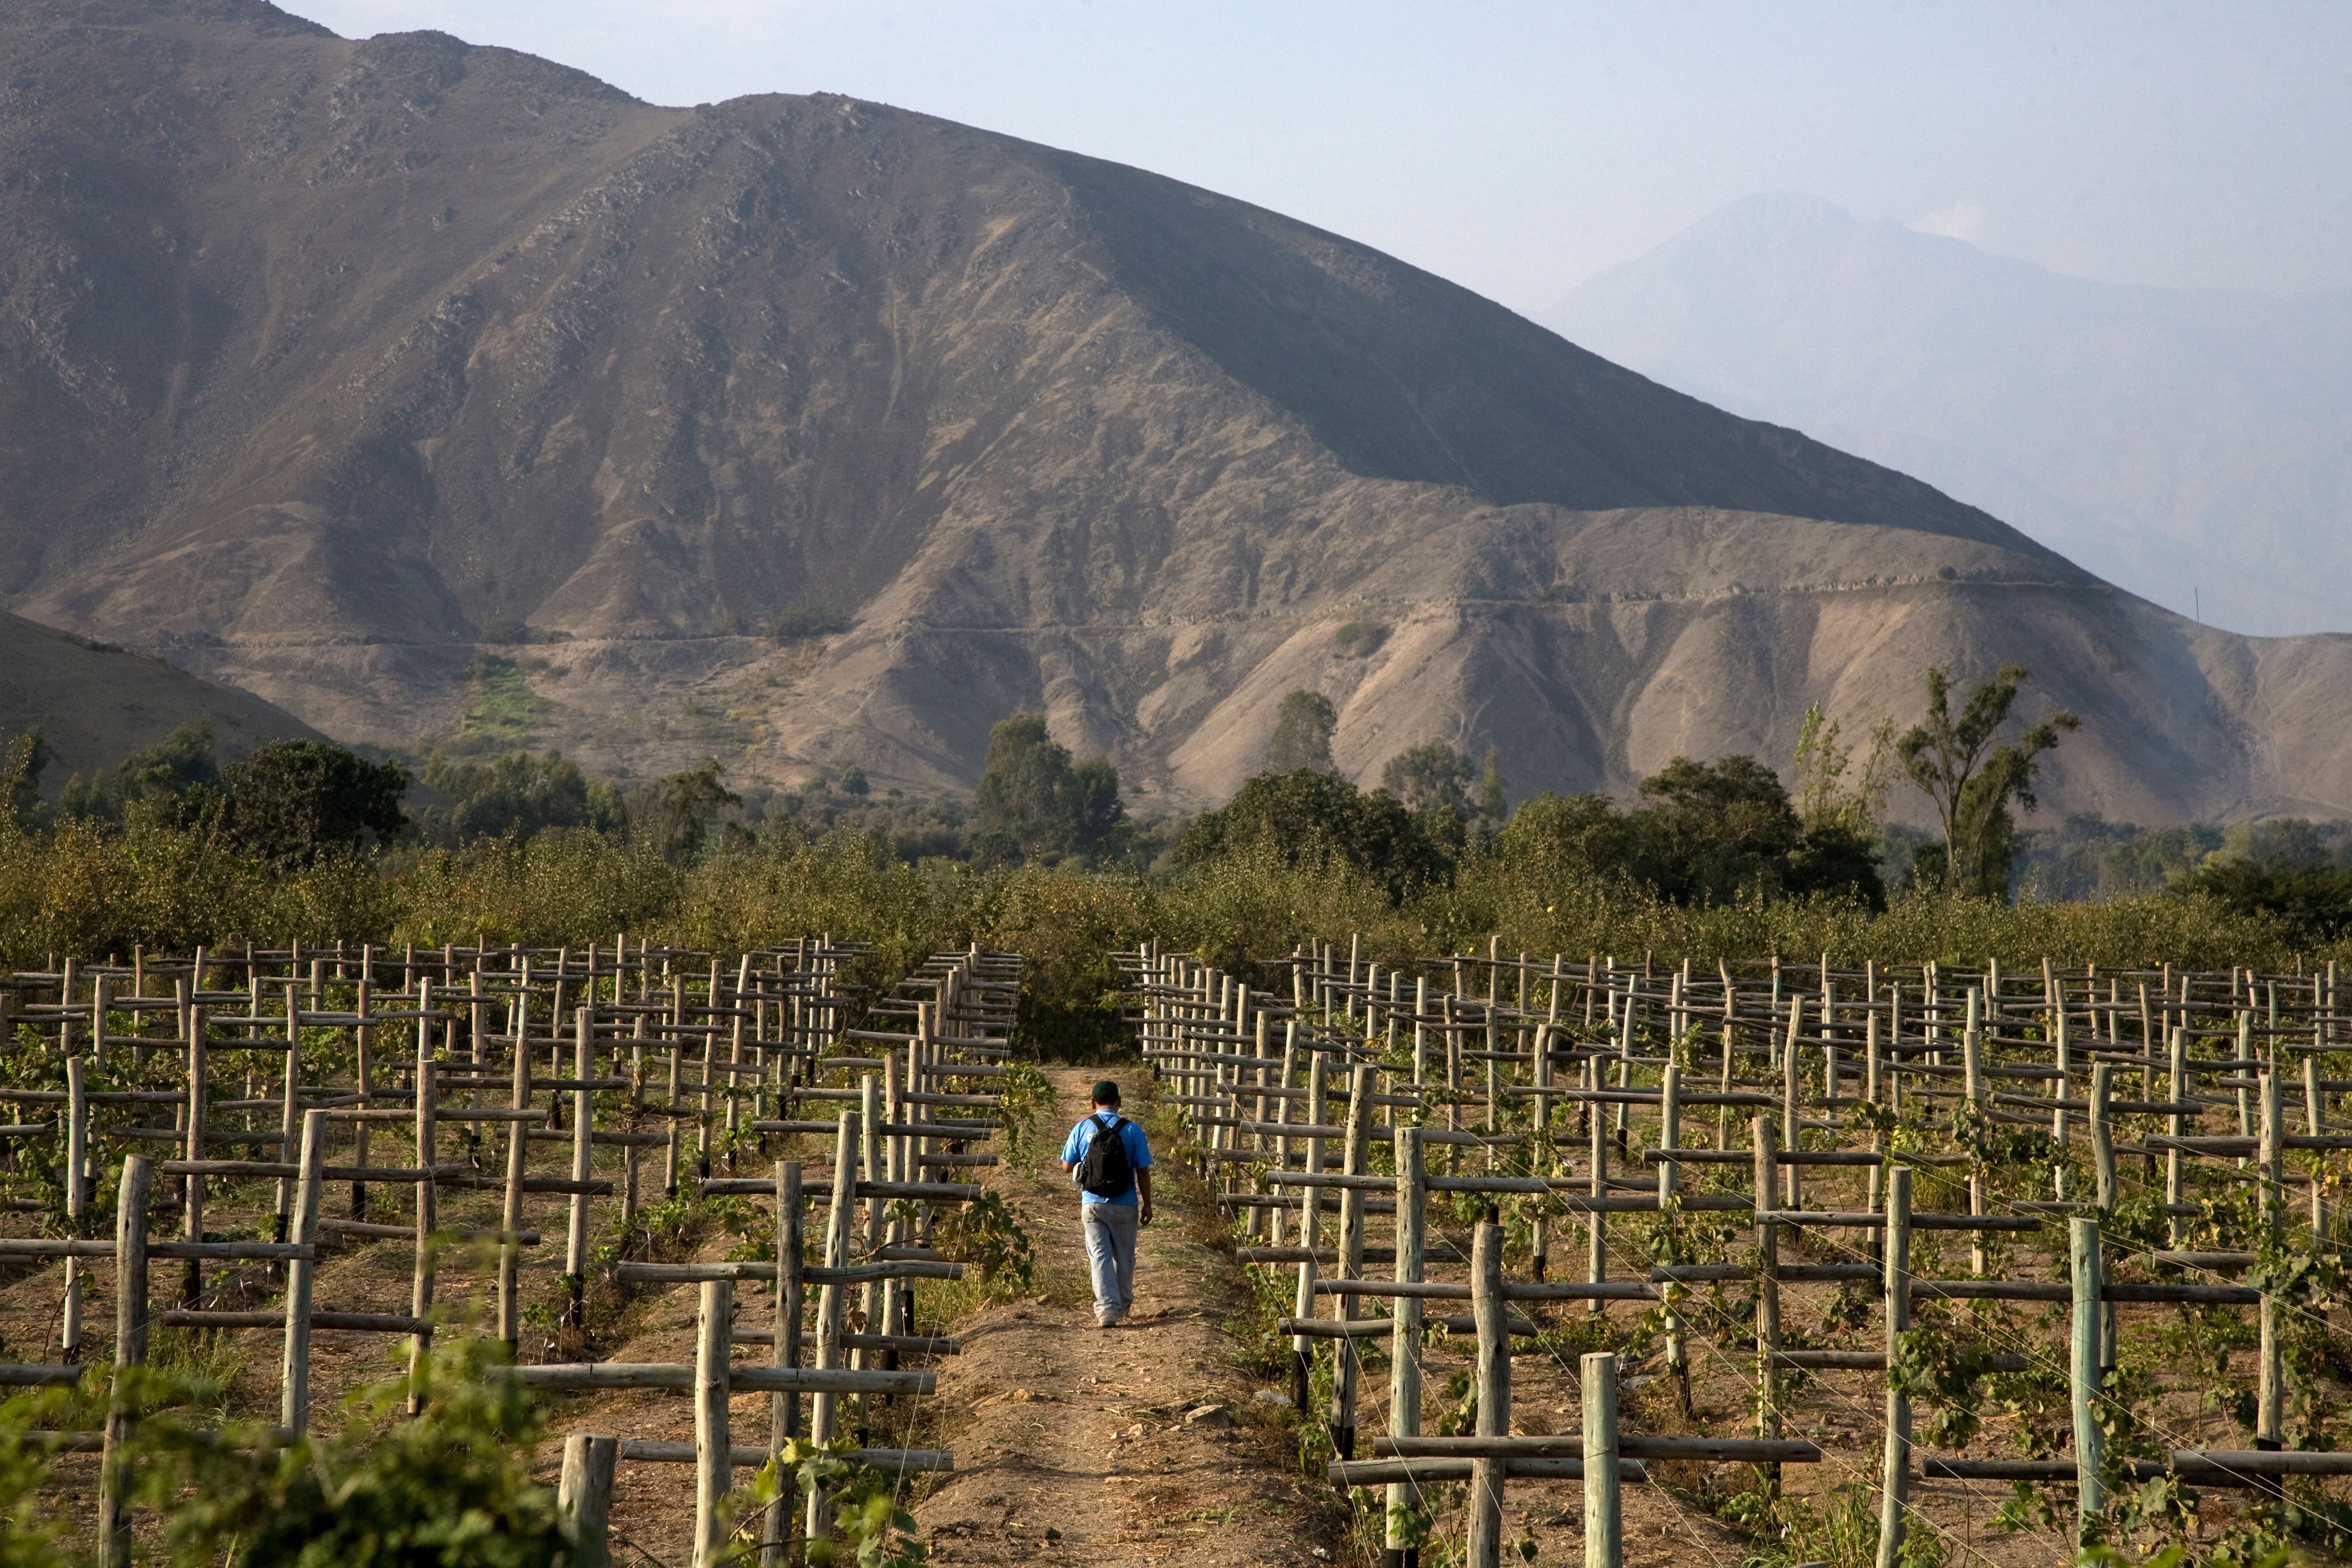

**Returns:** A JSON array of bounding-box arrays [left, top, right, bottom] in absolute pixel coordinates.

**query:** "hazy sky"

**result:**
[[282, 1, 2352, 313]]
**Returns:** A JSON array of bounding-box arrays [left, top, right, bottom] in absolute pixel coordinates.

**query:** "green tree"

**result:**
[[1791, 704, 1894, 838], [653, 760, 740, 861], [2178, 858, 2352, 942], [1895, 665, 2078, 898], [972, 713, 1126, 863], [1475, 744, 1507, 830], [223, 741, 410, 863], [424, 750, 624, 843], [1265, 690, 1338, 774], [1495, 755, 1885, 909], [117, 720, 221, 803], [0, 726, 48, 832], [1178, 770, 1450, 903], [1381, 739, 1474, 814]]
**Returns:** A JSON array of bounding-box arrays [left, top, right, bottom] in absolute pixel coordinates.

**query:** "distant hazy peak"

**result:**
[[1541, 192, 2352, 639]]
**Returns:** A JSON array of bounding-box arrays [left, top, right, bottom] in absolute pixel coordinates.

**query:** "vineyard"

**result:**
[[3, 930, 2350, 1568]]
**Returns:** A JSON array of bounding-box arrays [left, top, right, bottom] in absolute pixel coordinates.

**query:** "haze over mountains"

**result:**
[[1543, 194, 2352, 639], [4, 0, 2352, 823]]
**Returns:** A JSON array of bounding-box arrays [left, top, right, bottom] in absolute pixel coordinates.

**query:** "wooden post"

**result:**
[[764, 1160, 804, 1568], [99, 1155, 152, 1568], [1387, 1126, 1426, 1568], [1583, 1350, 1621, 1568], [559, 1434, 619, 1568], [2258, 1067, 2284, 1450], [1329, 1064, 1372, 1467], [1963, 1002, 1987, 1274], [2090, 1062, 2117, 1210], [2308, 1054, 2330, 1247], [2166, 1026, 2189, 1246], [1587, 1056, 1607, 1312], [1295, 1049, 1329, 1413], [63, 1053, 87, 1359], [184, 1002, 208, 1307], [1659, 1062, 1687, 1400], [1291, 1255, 1318, 1421], [1467, 1221, 1508, 1568], [695, 1278, 733, 1568], [857, 1073, 883, 1443], [280, 1108, 327, 1433], [665, 976, 685, 1196], [499, 999, 531, 1352], [2070, 1215, 2106, 1539], [352, 979, 374, 1219], [1875, 1166, 1911, 1568], [409, 983, 439, 1416], [275, 982, 302, 1253], [1753, 1115, 1781, 1474], [567, 1007, 594, 1331], [1782, 998, 1804, 1209], [807, 1111, 859, 1542]]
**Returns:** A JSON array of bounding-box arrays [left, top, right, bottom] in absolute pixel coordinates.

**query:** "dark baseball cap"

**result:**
[[1091, 1079, 1121, 1104]]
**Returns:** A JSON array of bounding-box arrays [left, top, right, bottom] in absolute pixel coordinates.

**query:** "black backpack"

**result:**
[[1079, 1115, 1134, 1199]]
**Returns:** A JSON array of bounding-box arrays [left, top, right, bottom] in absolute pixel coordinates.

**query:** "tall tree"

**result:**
[[1380, 739, 1474, 814], [972, 712, 1125, 863], [1178, 769, 1449, 903], [653, 760, 739, 860], [1896, 664, 2078, 896], [223, 740, 410, 862], [0, 726, 49, 832], [116, 719, 220, 802], [1475, 744, 1508, 829], [426, 749, 625, 843], [1265, 690, 1338, 774], [1790, 703, 1893, 839]]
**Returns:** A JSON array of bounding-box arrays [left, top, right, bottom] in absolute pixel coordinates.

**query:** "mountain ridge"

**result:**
[[1, 2, 2348, 823], [1541, 192, 2352, 639]]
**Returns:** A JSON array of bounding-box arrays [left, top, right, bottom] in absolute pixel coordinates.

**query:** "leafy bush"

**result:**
[[766, 605, 852, 641], [1380, 740, 1473, 814], [132, 1338, 567, 1568], [2176, 857, 2352, 942]]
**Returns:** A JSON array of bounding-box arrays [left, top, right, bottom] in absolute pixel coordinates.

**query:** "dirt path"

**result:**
[[911, 1065, 1346, 1568]]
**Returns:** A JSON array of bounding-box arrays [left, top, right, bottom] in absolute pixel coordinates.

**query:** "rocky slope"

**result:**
[[0, 611, 323, 790], [4, 0, 2349, 820]]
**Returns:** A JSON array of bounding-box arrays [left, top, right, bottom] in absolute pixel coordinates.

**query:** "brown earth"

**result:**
[[0, 608, 323, 791], [5, 2, 2352, 820]]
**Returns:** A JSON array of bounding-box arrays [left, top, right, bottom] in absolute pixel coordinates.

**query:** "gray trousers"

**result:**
[[1081, 1202, 1139, 1324]]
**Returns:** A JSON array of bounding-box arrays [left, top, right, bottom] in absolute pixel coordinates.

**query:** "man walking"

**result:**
[[1059, 1079, 1154, 1328]]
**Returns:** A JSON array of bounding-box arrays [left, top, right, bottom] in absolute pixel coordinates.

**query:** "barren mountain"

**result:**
[[0, 611, 322, 790], [4, 0, 2350, 821]]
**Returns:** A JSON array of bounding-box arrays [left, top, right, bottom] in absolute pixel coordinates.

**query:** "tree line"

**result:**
[[8, 658, 2345, 940]]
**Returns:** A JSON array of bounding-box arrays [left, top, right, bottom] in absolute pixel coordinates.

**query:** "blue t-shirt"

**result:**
[[1061, 1108, 1153, 1206]]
